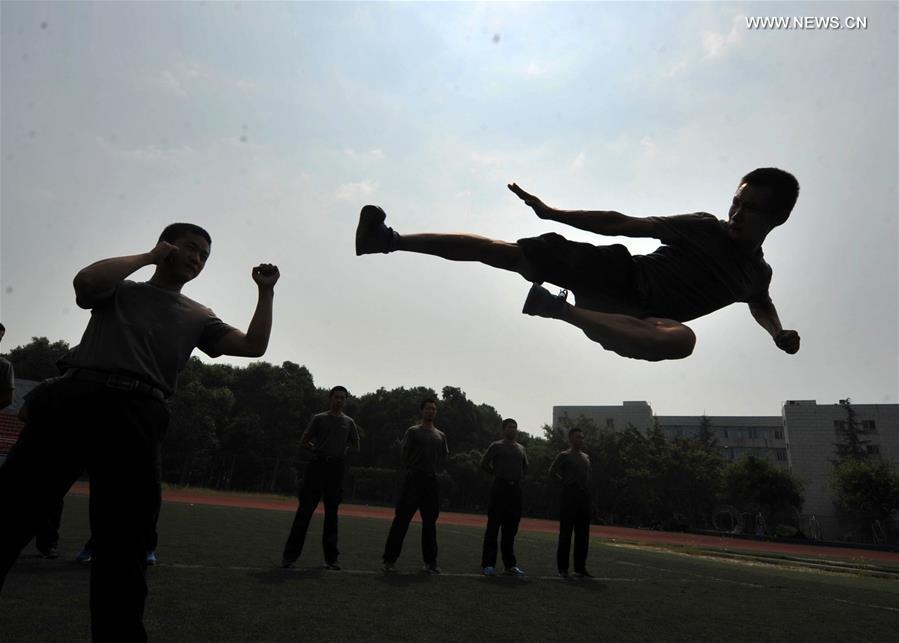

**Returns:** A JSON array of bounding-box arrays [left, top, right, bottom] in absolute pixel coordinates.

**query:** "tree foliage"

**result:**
[[3, 336, 71, 380]]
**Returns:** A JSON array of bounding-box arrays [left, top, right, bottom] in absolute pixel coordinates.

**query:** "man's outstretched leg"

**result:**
[[356, 205, 533, 277], [522, 285, 696, 361]]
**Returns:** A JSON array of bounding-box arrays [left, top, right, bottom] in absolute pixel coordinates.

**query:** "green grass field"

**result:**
[[2, 494, 897, 641]]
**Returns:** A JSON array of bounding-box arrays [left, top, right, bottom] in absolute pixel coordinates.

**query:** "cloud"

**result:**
[[639, 136, 658, 158], [702, 15, 745, 59], [570, 151, 586, 171], [96, 136, 193, 164], [470, 151, 504, 166], [335, 180, 377, 202], [344, 148, 385, 161], [150, 57, 258, 98]]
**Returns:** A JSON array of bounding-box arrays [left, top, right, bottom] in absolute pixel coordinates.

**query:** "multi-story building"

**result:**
[[553, 399, 898, 539], [553, 401, 788, 468]]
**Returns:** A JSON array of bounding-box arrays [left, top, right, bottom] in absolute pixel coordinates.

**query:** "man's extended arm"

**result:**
[[73, 242, 176, 308], [213, 264, 280, 358], [508, 183, 660, 238], [748, 301, 800, 354]]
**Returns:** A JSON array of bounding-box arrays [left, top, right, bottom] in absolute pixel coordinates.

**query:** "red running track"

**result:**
[[69, 482, 899, 566]]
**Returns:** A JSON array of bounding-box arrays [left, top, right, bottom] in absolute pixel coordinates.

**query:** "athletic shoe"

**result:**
[[421, 563, 442, 574], [505, 566, 525, 577], [482, 566, 497, 576], [39, 546, 59, 560], [522, 283, 569, 318], [146, 551, 158, 566], [382, 561, 396, 573], [355, 205, 398, 255], [324, 561, 342, 571], [558, 570, 570, 579], [75, 548, 93, 563], [573, 569, 594, 579], [280, 557, 296, 569]]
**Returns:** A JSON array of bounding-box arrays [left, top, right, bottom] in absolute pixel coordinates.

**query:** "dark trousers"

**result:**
[[557, 484, 591, 573], [481, 479, 522, 569], [35, 495, 64, 553], [0, 379, 168, 643], [282, 457, 345, 564], [382, 471, 439, 565]]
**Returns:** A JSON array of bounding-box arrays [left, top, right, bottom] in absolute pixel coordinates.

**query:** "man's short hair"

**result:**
[[330, 385, 348, 398], [502, 418, 517, 429], [741, 168, 799, 226], [0, 322, 5, 332], [159, 223, 212, 246], [568, 427, 584, 439], [420, 398, 438, 411]]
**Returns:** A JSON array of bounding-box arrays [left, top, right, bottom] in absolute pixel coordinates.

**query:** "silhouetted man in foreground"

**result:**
[[0, 223, 280, 642], [355, 168, 801, 361], [281, 385, 360, 570]]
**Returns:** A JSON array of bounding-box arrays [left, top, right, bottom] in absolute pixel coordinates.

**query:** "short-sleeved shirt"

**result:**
[[66, 280, 236, 396], [301, 412, 360, 458], [549, 449, 591, 490], [480, 439, 529, 482], [635, 213, 773, 321], [401, 425, 449, 475]]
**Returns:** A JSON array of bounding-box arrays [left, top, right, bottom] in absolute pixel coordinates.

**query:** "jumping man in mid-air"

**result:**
[[355, 168, 801, 362]]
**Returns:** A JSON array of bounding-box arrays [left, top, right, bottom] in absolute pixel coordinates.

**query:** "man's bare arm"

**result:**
[[508, 183, 659, 238], [213, 264, 280, 358], [73, 242, 177, 308], [748, 301, 800, 354]]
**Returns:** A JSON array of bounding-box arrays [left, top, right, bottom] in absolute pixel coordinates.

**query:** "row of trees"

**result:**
[[831, 399, 899, 543], [4, 338, 897, 542]]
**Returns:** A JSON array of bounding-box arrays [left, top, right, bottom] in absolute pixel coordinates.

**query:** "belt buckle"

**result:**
[[106, 374, 138, 392]]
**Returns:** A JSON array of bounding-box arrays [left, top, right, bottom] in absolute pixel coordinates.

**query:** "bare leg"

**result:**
[[396, 233, 534, 278], [560, 304, 696, 361]]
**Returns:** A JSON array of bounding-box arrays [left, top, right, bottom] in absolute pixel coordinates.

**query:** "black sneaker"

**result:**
[[573, 569, 594, 579], [39, 547, 59, 560], [522, 283, 569, 318], [421, 563, 442, 574], [280, 557, 296, 569], [356, 205, 398, 255], [558, 569, 570, 579], [324, 561, 342, 571], [382, 560, 397, 573]]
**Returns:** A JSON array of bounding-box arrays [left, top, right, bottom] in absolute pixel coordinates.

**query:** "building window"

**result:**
[[605, 418, 614, 429], [862, 420, 878, 434], [866, 445, 880, 456], [776, 450, 787, 461], [774, 430, 784, 440]]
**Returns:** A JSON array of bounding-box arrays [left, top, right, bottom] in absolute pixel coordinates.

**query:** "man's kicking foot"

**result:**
[[522, 283, 569, 318], [356, 205, 398, 255]]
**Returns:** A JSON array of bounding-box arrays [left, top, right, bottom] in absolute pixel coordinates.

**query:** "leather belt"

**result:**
[[64, 368, 166, 401]]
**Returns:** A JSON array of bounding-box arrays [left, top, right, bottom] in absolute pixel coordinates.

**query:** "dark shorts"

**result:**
[[518, 233, 646, 315]]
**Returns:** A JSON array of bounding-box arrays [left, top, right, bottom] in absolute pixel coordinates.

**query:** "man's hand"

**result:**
[[508, 183, 554, 219], [252, 263, 280, 289], [774, 329, 800, 354], [148, 241, 178, 265]]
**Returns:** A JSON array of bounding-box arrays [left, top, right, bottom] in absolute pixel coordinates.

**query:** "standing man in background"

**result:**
[[382, 399, 449, 574], [549, 427, 593, 579], [0, 223, 280, 642], [0, 323, 14, 411], [479, 418, 528, 577], [281, 385, 360, 570]]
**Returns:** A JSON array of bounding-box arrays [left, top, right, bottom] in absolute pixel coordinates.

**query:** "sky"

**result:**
[[1, 1, 896, 436]]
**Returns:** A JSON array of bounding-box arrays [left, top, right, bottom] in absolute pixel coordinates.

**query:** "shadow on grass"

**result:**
[[7, 559, 90, 579], [375, 571, 438, 587], [251, 566, 325, 585], [474, 576, 533, 590]]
